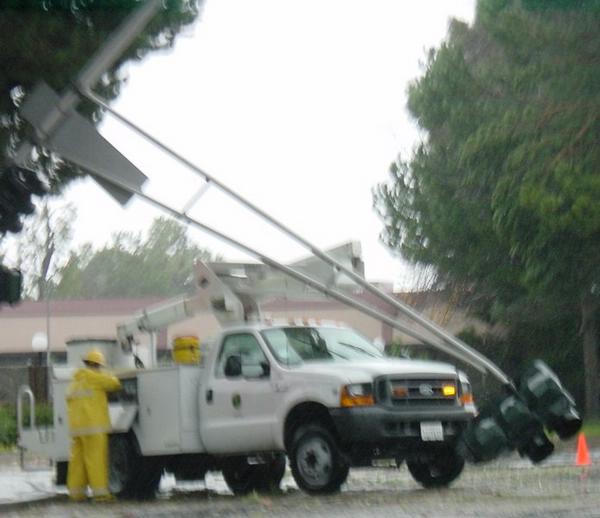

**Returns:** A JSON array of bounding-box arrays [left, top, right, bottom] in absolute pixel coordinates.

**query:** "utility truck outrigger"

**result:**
[[16, 0, 582, 501]]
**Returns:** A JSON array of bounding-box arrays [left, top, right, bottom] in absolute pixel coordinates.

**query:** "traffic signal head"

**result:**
[[494, 394, 554, 463], [519, 360, 582, 440], [459, 360, 581, 466], [458, 393, 554, 464], [0, 266, 22, 305], [0, 165, 47, 234], [458, 415, 509, 463]]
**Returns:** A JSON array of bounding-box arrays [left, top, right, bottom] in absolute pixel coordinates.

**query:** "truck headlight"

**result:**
[[340, 383, 374, 407]]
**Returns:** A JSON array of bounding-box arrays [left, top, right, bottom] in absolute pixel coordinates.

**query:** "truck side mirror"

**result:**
[[260, 361, 270, 377], [224, 355, 242, 377]]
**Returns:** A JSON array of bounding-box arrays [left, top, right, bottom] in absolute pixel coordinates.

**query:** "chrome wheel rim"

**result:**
[[297, 435, 333, 487]]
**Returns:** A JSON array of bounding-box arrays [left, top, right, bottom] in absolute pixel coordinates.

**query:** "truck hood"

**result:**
[[288, 357, 459, 384]]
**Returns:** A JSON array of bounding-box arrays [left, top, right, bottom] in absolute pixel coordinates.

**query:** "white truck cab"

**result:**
[[197, 320, 476, 494]]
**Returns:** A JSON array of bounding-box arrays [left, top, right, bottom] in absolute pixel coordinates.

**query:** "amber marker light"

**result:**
[[460, 392, 474, 405], [392, 385, 408, 398], [340, 384, 374, 407], [442, 384, 457, 397]]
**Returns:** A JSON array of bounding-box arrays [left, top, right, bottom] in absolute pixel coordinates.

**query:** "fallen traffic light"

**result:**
[[458, 415, 509, 463], [458, 393, 554, 464], [0, 165, 47, 234], [492, 394, 554, 463], [459, 359, 581, 466], [0, 266, 22, 305], [519, 360, 582, 440]]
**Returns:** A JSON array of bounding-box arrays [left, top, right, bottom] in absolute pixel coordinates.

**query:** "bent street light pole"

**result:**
[[61, 165, 498, 379], [75, 0, 162, 94], [17, 0, 512, 387], [80, 88, 512, 387]]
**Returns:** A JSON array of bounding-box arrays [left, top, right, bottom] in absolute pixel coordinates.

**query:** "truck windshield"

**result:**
[[261, 326, 383, 365]]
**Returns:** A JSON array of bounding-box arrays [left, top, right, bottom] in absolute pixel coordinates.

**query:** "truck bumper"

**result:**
[[329, 406, 474, 458]]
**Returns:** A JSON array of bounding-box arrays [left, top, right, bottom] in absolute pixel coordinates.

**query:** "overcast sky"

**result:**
[[58, 0, 476, 288]]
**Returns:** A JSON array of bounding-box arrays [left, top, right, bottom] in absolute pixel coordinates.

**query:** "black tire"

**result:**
[[134, 456, 164, 500], [289, 423, 349, 494], [222, 454, 286, 495], [254, 453, 286, 492], [55, 461, 68, 486], [109, 434, 163, 500], [406, 444, 465, 488]]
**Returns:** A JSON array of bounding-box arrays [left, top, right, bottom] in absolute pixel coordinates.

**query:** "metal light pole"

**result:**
[[45, 286, 52, 402], [31, 331, 48, 401]]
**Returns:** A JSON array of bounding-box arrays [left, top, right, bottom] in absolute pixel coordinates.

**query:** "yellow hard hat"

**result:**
[[83, 349, 106, 367]]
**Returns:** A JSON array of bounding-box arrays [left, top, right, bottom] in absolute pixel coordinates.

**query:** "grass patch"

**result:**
[[582, 419, 600, 437]]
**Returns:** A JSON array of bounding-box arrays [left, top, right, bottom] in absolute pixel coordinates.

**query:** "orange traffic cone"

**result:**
[[576, 432, 591, 467]]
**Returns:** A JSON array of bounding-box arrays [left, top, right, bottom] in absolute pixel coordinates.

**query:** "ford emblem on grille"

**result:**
[[418, 384, 434, 396]]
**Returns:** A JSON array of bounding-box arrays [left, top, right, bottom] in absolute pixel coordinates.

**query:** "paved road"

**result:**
[[1, 445, 599, 517]]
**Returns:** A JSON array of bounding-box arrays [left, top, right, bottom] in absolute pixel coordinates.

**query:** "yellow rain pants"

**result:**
[[67, 433, 111, 501]]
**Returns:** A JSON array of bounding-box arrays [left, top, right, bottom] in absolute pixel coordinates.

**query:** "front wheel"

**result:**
[[406, 444, 465, 488], [289, 423, 349, 494]]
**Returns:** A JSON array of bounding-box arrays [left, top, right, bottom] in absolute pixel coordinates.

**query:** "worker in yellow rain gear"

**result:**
[[66, 349, 121, 502]]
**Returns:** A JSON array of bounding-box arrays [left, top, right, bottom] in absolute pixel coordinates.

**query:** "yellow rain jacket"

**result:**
[[66, 368, 121, 436]]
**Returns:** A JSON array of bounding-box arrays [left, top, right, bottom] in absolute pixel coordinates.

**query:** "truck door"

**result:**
[[199, 332, 278, 453]]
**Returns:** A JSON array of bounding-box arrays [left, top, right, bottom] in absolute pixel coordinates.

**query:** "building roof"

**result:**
[[0, 297, 166, 319], [0, 289, 450, 320]]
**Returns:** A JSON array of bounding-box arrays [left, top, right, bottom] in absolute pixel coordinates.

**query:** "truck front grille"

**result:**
[[376, 375, 459, 407]]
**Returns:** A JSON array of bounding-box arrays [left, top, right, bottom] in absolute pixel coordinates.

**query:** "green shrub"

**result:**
[[0, 403, 53, 447], [0, 405, 17, 447], [32, 403, 53, 427]]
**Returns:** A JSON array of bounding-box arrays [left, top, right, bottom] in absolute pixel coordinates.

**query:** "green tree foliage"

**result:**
[[374, 0, 600, 415], [54, 217, 215, 298], [0, 0, 200, 192]]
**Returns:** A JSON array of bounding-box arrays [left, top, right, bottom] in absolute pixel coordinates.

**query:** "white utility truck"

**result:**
[[18, 245, 478, 498]]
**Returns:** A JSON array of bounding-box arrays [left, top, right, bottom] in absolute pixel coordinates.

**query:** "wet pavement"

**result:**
[[1, 440, 598, 511]]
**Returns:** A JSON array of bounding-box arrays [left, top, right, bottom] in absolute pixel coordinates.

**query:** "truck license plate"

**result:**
[[420, 421, 444, 441]]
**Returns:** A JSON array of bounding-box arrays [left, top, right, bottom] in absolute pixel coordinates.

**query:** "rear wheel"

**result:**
[[222, 454, 286, 495], [109, 434, 163, 500], [289, 423, 349, 494], [55, 461, 68, 486], [406, 444, 464, 488]]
